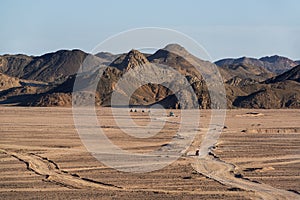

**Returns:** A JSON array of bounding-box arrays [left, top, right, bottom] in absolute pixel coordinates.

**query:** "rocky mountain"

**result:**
[[110, 50, 150, 71], [265, 65, 300, 83], [233, 81, 300, 108], [215, 57, 274, 81], [0, 50, 88, 83], [259, 55, 298, 74], [0, 44, 299, 108], [216, 57, 264, 69], [0, 54, 33, 78], [229, 65, 300, 108], [0, 71, 51, 105], [0, 73, 22, 91], [215, 55, 298, 78]]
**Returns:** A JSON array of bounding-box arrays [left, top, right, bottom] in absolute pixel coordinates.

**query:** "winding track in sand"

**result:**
[[0, 149, 123, 190], [1, 108, 299, 199], [192, 151, 300, 200], [2, 142, 299, 199], [0, 147, 246, 196]]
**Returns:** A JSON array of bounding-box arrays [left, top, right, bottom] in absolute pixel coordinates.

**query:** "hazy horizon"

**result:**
[[0, 45, 299, 63], [1, 0, 299, 61]]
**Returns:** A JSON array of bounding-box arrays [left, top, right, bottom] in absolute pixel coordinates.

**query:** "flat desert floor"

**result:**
[[0, 107, 299, 200]]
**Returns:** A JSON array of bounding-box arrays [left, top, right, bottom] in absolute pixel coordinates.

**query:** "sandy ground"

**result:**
[[0, 107, 299, 200]]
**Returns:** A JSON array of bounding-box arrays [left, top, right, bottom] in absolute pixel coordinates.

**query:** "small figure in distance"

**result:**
[[168, 111, 175, 117], [195, 149, 199, 156]]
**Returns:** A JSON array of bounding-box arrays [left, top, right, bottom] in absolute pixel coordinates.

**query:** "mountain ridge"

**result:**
[[0, 45, 299, 108]]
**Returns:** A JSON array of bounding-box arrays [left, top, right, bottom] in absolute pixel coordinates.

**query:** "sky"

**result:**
[[1, 0, 299, 61]]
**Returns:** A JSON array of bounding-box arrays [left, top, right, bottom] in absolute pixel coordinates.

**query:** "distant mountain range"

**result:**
[[0, 44, 299, 108]]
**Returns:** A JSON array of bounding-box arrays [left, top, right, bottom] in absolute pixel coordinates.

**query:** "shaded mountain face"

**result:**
[[206, 55, 300, 109], [265, 65, 300, 83], [259, 55, 298, 74], [216, 57, 264, 67], [215, 57, 274, 82], [0, 50, 88, 83], [0, 54, 33, 78], [215, 55, 298, 80], [0, 44, 300, 108], [228, 64, 300, 109], [233, 81, 300, 109]]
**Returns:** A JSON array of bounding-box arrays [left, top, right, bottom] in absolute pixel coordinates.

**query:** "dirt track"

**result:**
[[0, 107, 299, 199], [193, 155, 300, 200]]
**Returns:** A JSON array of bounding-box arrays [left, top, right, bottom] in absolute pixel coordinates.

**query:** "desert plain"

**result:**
[[0, 107, 299, 200]]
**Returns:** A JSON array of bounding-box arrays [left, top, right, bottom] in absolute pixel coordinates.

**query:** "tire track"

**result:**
[[0, 148, 253, 197], [193, 151, 300, 200], [0, 149, 123, 190]]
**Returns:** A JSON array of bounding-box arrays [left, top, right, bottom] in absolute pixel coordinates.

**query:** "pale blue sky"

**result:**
[[1, 0, 299, 61]]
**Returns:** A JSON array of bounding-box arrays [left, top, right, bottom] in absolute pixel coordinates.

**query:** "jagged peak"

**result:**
[[110, 49, 149, 71]]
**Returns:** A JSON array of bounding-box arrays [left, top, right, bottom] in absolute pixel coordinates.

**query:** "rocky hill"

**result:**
[[216, 55, 298, 77], [265, 65, 300, 83], [215, 57, 274, 81], [0, 50, 88, 83], [259, 55, 298, 74], [110, 50, 150, 71], [0, 44, 299, 108], [233, 81, 300, 108], [0, 73, 22, 91]]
